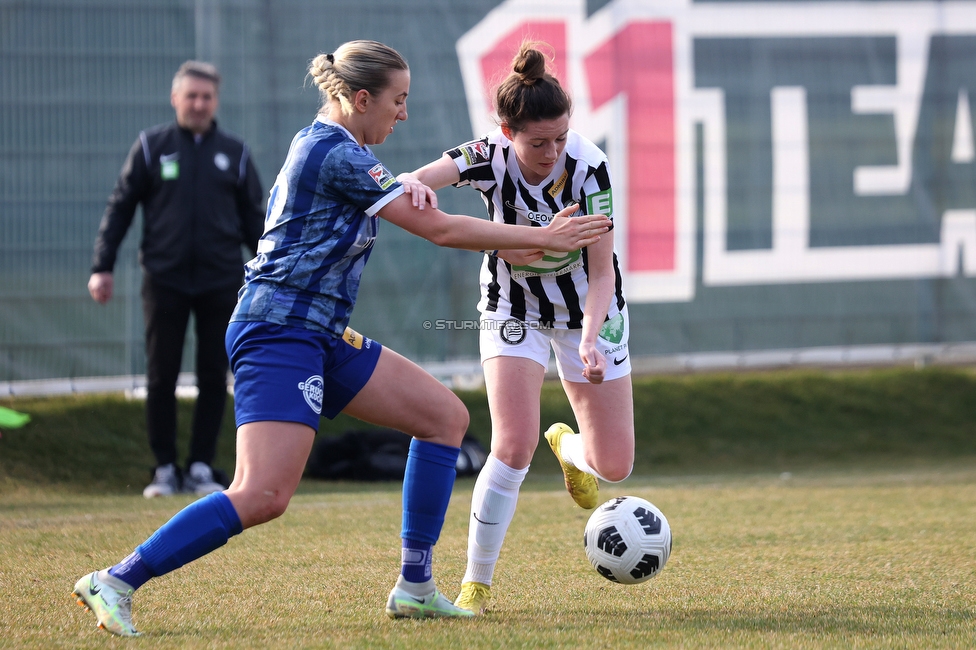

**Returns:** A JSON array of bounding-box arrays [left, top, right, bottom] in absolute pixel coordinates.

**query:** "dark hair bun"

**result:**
[[494, 41, 572, 130], [513, 48, 546, 85]]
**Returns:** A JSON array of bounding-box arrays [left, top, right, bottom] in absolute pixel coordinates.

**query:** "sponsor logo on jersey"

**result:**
[[499, 319, 527, 345], [504, 201, 556, 226], [461, 141, 490, 166], [368, 163, 396, 190], [525, 210, 556, 226], [511, 255, 583, 279], [298, 375, 324, 414], [586, 189, 613, 218], [548, 170, 568, 198], [526, 210, 555, 226], [213, 152, 230, 171]]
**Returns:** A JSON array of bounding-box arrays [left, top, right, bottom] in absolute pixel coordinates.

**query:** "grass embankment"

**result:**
[[1, 366, 975, 494]]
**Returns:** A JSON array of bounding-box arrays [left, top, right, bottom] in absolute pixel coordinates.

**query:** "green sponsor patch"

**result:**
[[513, 249, 581, 275], [599, 313, 625, 344], [586, 189, 613, 217]]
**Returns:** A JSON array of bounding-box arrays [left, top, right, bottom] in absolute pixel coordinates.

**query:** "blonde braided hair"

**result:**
[[308, 41, 408, 118]]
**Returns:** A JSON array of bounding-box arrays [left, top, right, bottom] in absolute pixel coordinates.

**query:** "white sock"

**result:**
[[559, 431, 598, 475], [462, 455, 528, 586], [96, 569, 133, 592], [559, 432, 631, 483], [393, 574, 435, 596]]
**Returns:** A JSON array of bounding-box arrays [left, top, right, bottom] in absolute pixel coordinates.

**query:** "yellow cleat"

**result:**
[[454, 581, 491, 615], [544, 423, 599, 509]]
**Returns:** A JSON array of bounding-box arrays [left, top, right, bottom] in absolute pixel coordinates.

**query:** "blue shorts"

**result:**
[[225, 321, 382, 430]]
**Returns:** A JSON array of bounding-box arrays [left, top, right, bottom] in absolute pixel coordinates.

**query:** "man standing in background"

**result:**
[[88, 61, 264, 498]]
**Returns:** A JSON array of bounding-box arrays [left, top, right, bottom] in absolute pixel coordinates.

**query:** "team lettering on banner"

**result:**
[[457, 0, 976, 302]]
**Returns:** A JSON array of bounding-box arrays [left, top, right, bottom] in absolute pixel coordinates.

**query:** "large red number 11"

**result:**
[[479, 20, 676, 273]]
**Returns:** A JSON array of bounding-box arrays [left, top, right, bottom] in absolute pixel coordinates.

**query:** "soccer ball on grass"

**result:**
[[583, 495, 672, 584]]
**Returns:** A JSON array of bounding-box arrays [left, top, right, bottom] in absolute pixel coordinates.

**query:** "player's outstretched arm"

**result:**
[[378, 194, 608, 253]]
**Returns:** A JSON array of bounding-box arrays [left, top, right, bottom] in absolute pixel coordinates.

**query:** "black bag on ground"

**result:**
[[305, 429, 487, 481]]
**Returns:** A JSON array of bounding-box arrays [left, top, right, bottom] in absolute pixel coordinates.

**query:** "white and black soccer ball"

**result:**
[[583, 496, 672, 584]]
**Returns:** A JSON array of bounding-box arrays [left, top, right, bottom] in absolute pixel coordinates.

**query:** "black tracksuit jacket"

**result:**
[[92, 120, 265, 294]]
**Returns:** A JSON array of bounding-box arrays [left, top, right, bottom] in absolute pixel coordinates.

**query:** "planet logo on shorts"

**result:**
[[298, 375, 324, 414], [499, 319, 527, 345]]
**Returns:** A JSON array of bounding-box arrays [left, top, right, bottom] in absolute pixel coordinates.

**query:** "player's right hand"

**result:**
[[88, 272, 114, 304], [580, 340, 606, 384], [545, 208, 610, 252]]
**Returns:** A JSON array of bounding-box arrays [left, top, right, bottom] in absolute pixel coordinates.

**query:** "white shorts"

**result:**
[[479, 306, 631, 383]]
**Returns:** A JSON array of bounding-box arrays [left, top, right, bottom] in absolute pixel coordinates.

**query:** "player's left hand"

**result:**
[[497, 249, 545, 266], [396, 173, 438, 210], [580, 342, 606, 384]]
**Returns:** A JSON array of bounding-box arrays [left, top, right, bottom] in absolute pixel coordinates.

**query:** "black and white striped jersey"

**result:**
[[446, 127, 626, 329]]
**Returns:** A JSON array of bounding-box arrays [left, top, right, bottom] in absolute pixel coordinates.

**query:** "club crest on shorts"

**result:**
[[499, 319, 527, 345], [298, 375, 324, 414]]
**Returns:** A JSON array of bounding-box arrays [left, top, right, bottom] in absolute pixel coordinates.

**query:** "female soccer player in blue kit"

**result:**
[[399, 43, 635, 615], [71, 40, 610, 636]]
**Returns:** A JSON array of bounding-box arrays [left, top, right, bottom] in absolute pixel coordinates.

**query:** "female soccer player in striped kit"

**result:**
[[71, 40, 610, 637], [399, 42, 635, 615]]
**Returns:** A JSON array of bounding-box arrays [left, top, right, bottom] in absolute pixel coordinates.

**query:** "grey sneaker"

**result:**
[[386, 577, 474, 619], [142, 463, 180, 498], [71, 571, 140, 637], [183, 462, 224, 496]]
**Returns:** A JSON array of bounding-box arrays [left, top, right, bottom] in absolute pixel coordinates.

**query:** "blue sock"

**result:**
[[135, 492, 243, 577], [400, 438, 459, 581], [401, 538, 433, 582], [108, 551, 153, 591]]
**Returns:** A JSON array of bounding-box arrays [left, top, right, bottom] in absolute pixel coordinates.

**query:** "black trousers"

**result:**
[[141, 276, 238, 468]]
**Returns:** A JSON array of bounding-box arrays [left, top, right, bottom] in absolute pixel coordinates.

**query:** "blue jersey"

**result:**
[[232, 119, 403, 337]]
